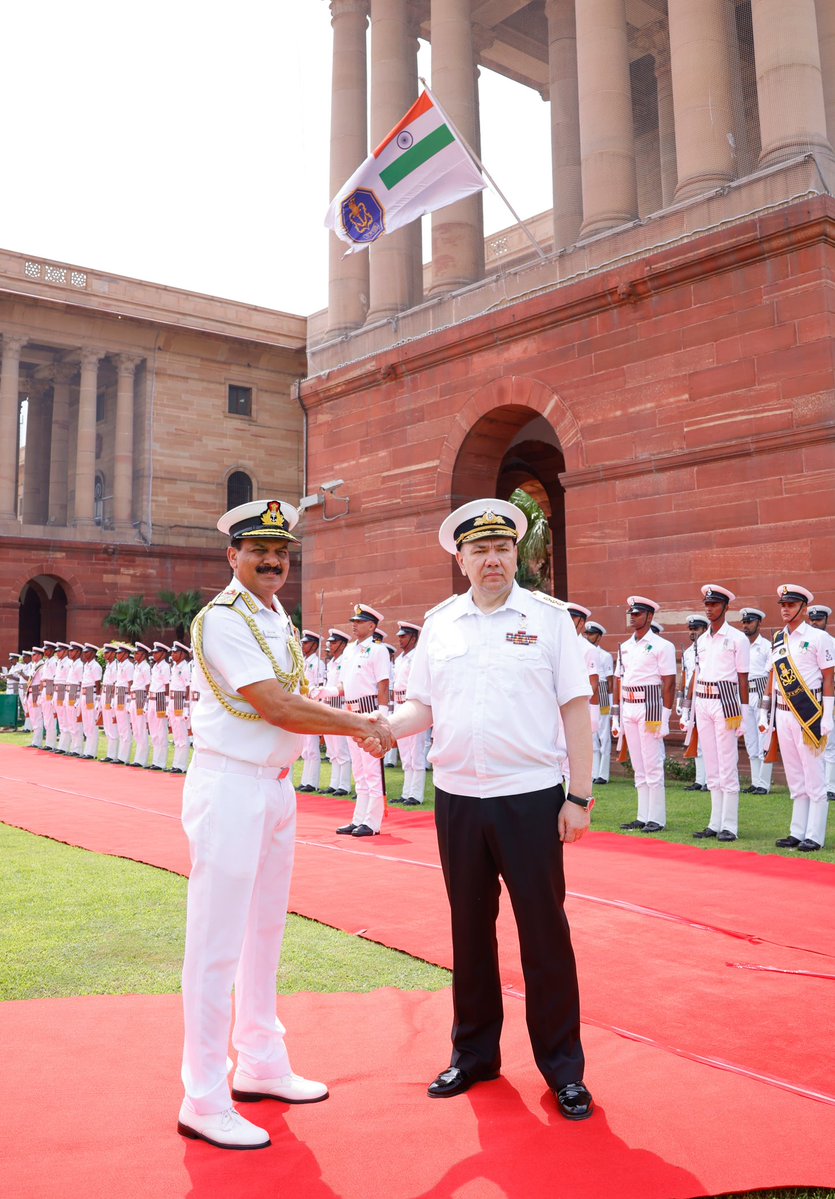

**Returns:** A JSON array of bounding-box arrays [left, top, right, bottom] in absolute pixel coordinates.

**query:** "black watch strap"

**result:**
[[565, 792, 593, 810]]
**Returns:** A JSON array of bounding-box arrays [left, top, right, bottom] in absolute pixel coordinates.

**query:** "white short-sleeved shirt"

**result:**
[[150, 660, 171, 693], [326, 657, 343, 689], [132, 661, 151, 691], [41, 657, 57, 684], [170, 659, 191, 692], [116, 660, 134, 689], [772, 622, 835, 691], [191, 579, 304, 768], [405, 582, 591, 798], [103, 660, 118, 686], [695, 621, 750, 682], [54, 658, 70, 684], [747, 634, 772, 681], [303, 653, 327, 691], [582, 639, 599, 680], [339, 638, 390, 702], [393, 648, 415, 696], [81, 660, 103, 687], [594, 645, 614, 680], [67, 658, 84, 686], [615, 633, 677, 687]]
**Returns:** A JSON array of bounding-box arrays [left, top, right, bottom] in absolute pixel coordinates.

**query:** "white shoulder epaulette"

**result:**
[[424, 594, 458, 619], [528, 591, 568, 610], [212, 587, 258, 613]]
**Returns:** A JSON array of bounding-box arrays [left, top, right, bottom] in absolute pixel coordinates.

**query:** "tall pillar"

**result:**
[[654, 47, 678, 207], [73, 349, 102, 527], [814, 0, 835, 155], [366, 0, 421, 321], [47, 364, 73, 527], [576, 0, 638, 237], [668, 0, 736, 201], [327, 0, 370, 337], [0, 335, 26, 520], [750, 0, 831, 170], [546, 0, 583, 249], [428, 0, 484, 295], [21, 381, 51, 526], [114, 354, 140, 530]]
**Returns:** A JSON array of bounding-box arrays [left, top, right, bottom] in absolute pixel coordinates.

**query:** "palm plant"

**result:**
[[510, 488, 551, 591], [157, 590, 204, 642], [105, 595, 162, 641]]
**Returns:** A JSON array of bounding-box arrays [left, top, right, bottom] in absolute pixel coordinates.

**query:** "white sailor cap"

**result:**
[[777, 583, 814, 605], [32, 646, 44, 654], [701, 584, 736, 605], [171, 640, 191, 654], [397, 620, 422, 637], [586, 621, 606, 636], [152, 642, 170, 654], [217, 498, 300, 543], [740, 608, 766, 622], [69, 641, 85, 651], [566, 602, 592, 621], [56, 642, 70, 651], [808, 605, 832, 619], [651, 622, 665, 633], [350, 603, 383, 624], [115, 643, 132, 654], [20, 650, 32, 657], [327, 627, 350, 643], [9, 652, 20, 659], [686, 613, 708, 628], [103, 642, 120, 652], [627, 595, 660, 615], [82, 643, 99, 653], [134, 642, 152, 655], [43, 640, 57, 649], [439, 498, 528, 555], [301, 629, 321, 643]]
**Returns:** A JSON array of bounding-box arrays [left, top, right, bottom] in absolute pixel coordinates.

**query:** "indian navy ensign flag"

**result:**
[[324, 90, 486, 249]]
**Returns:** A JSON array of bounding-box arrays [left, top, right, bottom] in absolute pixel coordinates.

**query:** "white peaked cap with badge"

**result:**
[[777, 583, 814, 604], [217, 498, 300, 543], [439, 498, 528, 555], [566, 602, 592, 620], [627, 595, 660, 614], [701, 584, 736, 604]]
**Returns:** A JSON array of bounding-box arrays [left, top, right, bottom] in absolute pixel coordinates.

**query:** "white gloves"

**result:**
[[674, 695, 683, 717], [680, 707, 690, 728], [659, 708, 672, 738]]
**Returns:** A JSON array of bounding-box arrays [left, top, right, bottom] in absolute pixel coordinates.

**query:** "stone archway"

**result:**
[[18, 575, 71, 647]]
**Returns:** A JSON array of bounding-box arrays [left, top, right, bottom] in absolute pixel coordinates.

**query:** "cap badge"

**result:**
[[474, 510, 505, 527], [260, 501, 286, 529]]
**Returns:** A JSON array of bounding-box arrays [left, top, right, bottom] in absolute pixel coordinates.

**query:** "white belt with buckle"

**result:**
[[193, 749, 290, 780]]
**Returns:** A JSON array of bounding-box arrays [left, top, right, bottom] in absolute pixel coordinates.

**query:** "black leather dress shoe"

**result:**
[[798, 839, 822, 852], [402, 797, 422, 806], [333, 789, 350, 797], [427, 1066, 500, 1099], [352, 824, 379, 837], [321, 787, 336, 794], [742, 785, 756, 794], [297, 784, 314, 793], [717, 830, 737, 842], [336, 823, 357, 835], [684, 782, 702, 791], [753, 787, 769, 795], [555, 1081, 594, 1121], [693, 827, 718, 839], [775, 836, 801, 848], [620, 820, 646, 830], [641, 822, 665, 833]]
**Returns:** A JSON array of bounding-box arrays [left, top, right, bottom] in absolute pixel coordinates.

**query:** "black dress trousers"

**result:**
[[434, 783, 585, 1089]]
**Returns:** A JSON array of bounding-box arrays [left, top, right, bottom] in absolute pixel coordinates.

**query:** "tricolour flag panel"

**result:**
[[324, 90, 486, 250]]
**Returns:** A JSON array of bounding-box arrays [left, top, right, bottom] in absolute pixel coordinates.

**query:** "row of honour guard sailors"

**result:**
[[13, 639, 196, 772]]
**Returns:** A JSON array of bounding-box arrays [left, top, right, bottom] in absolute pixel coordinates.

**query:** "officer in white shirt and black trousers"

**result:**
[[178, 498, 388, 1151], [380, 498, 595, 1122]]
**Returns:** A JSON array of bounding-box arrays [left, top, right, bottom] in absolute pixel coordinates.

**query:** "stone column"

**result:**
[[428, 0, 484, 295], [327, 0, 370, 337], [668, 0, 736, 201], [576, 0, 638, 237], [366, 0, 421, 321], [0, 335, 26, 520], [21, 381, 51, 526], [546, 0, 583, 249], [47, 364, 74, 527], [654, 46, 678, 207], [114, 355, 141, 530], [815, 0, 835, 155], [750, 0, 831, 169], [73, 349, 102, 527]]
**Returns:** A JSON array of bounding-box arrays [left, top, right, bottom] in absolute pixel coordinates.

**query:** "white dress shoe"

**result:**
[[177, 1101, 270, 1150], [232, 1069, 329, 1104]]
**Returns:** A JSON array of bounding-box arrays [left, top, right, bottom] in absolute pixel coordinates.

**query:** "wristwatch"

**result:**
[[566, 792, 595, 812]]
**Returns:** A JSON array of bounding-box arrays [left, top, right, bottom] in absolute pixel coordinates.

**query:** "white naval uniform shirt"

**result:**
[[132, 660, 151, 697], [191, 580, 304, 769], [406, 582, 591, 798], [81, 658, 103, 695], [303, 654, 327, 694], [747, 634, 771, 683], [615, 633, 677, 687], [771, 622, 835, 691], [340, 638, 390, 703], [67, 657, 84, 694], [695, 621, 750, 682], [115, 659, 135, 700], [41, 656, 57, 691], [169, 659, 191, 695], [393, 648, 415, 700], [102, 659, 118, 694], [326, 657, 343, 690], [150, 659, 171, 695]]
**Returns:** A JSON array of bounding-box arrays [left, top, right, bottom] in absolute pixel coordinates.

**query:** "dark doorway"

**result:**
[[18, 577, 68, 648]]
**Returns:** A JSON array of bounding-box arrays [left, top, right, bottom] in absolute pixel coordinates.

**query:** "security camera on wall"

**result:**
[[320, 479, 345, 493]]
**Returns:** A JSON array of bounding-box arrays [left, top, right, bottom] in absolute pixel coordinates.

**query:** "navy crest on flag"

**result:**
[[341, 188, 385, 244]]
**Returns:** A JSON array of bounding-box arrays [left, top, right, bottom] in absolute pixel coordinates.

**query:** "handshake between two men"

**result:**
[[353, 709, 394, 758]]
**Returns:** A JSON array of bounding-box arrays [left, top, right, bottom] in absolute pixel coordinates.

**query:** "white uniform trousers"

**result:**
[[29, 698, 44, 747], [115, 706, 133, 763], [824, 729, 835, 794], [181, 760, 296, 1115], [695, 698, 740, 835], [622, 703, 666, 825], [131, 704, 150, 767], [169, 711, 191, 771], [102, 704, 118, 759], [397, 726, 429, 803], [776, 710, 830, 846], [57, 699, 73, 752], [81, 703, 99, 757], [147, 703, 169, 769], [300, 734, 322, 789], [348, 740, 385, 831], [42, 697, 58, 749], [742, 702, 773, 791], [593, 713, 612, 782], [324, 734, 351, 792], [68, 703, 84, 755]]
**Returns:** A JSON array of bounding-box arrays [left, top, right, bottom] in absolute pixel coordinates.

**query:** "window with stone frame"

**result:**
[[227, 384, 253, 417], [227, 470, 253, 509]]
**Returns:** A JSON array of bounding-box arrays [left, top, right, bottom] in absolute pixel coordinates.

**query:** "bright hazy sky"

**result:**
[[4, 1, 551, 317]]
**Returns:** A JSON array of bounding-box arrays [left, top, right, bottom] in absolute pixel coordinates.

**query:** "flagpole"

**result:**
[[420, 78, 548, 262]]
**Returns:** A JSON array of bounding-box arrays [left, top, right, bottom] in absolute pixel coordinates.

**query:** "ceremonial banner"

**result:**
[[325, 89, 486, 250]]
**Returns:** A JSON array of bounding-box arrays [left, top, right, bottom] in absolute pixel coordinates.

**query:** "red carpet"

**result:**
[[3, 989, 835, 1199], [2, 744, 835, 1195]]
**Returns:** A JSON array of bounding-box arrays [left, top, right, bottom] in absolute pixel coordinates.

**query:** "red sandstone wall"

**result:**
[[300, 197, 835, 652]]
